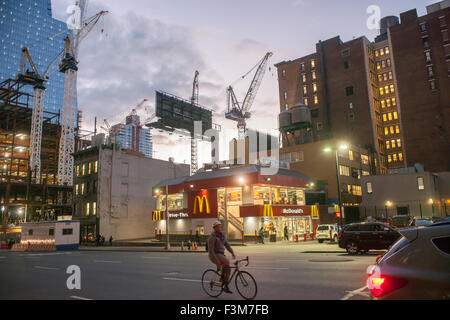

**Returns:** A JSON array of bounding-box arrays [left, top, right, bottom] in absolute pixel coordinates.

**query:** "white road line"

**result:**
[[93, 260, 122, 264], [341, 286, 369, 300], [34, 266, 60, 270], [70, 296, 93, 300], [163, 277, 202, 283], [245, 266, 289, 270]]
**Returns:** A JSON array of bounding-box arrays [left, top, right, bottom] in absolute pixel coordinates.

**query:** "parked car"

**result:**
[[367, 221, 450, 299], [410, 217, 434, 227], [389, 215, 412, 229], [338, 222, 401, 254], [316, 224, 339, 243]]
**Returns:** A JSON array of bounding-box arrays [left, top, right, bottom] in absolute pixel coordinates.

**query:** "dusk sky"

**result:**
[[51, 0, 434, 166]]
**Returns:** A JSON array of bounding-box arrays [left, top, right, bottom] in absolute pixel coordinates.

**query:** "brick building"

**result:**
[[275, 0, 450, 174]]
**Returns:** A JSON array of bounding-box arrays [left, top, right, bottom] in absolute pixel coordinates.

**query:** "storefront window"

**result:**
[[253, 186, 271, 205], [226, 188, 242, 205], [157, 193, 184, 211], [272, 187, 304, 205]]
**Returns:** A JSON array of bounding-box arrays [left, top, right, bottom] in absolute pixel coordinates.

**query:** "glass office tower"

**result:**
[[0, 0, 70, 115], [111, 115, 153, 158]]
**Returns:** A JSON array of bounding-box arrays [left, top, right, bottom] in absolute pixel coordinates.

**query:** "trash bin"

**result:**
[[270, 233, 277, 242]]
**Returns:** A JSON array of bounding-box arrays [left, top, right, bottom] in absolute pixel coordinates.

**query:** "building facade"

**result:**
[[73, 142, 189, 242], [110, 114, 153, 158], [360, 166, 450, 218], [152, 165, 335, 241], [0, 0, 69, 114], [275, 1, 450, 173]]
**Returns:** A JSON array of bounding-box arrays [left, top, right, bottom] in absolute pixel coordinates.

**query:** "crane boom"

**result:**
[[191, 70, 199, 104], [241, 52, 273, 113]]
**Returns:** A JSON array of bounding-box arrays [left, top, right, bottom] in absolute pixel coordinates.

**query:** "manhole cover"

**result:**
[[308, 258, 353, 263]]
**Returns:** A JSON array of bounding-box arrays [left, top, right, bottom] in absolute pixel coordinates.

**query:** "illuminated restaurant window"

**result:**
[[158, 193, 184, 211]]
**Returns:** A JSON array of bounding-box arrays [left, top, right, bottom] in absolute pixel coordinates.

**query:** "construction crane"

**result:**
[[225, 52, 273, 139], [16, 47, 46, 183], [190, 70, 199, 175], [57, 10, 108, 186]]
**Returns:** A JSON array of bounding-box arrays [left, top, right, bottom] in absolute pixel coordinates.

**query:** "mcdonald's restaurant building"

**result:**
[[152, 165, 331, 241]]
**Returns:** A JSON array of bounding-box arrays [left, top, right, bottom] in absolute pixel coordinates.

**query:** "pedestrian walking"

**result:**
[[284, 225, 289, 241], [195, 230, 201, 246], [258, 226, 265, 244], [109, 236, 113, 246]]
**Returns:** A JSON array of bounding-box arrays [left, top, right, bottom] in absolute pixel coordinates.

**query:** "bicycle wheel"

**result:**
[[201, 269, 223, 298], [235, 271, 257, 300]]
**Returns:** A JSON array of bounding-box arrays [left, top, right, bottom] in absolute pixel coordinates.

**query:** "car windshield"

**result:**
[[317, 226, 329, 231]]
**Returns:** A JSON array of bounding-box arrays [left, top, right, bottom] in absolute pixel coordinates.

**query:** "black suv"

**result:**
[[338, 222, 401, 255]]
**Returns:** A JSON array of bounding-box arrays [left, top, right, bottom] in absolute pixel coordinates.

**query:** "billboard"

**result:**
[[147, 91, 212, 136]]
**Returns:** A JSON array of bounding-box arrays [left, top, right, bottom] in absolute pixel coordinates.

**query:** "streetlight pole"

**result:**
[[334, 149, 343, 229], [165, 184, 170, 250]]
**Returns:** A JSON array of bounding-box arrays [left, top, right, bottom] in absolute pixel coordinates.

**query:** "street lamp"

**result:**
[[324, 143, 348, 229], [385, 201, 393, 219]]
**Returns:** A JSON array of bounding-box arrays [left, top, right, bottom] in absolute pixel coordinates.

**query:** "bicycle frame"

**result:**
[[218, 256, 249, 283]]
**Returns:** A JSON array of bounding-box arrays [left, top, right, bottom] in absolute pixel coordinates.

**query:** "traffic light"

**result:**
[[336, 212, 341, 218]]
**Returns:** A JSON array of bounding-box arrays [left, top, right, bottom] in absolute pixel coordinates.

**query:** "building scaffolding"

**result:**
[[0, 78, 72, 228]]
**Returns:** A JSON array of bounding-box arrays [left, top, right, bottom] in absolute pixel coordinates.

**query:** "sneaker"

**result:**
[[222, 284, 233, 294]]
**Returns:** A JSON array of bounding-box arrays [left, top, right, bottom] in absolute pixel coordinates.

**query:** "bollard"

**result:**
[[329, 229, 332, 242], [296, 234, 299, 242], [241, 231, 244, 245], [255, 230, 258, 244], [304, 233, 307, 242], [311, 233, 314, 240]]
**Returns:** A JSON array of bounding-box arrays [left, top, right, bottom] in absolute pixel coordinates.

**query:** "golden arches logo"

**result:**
[[311, 205, 319, 218], [193, 195, 210, 214], [334, 205, 340, 213], [152, 211, 162, 221], [263, 204, 273, 217]]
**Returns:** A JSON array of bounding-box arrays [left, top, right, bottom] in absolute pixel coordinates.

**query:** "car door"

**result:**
[[359, 223, 378, 249]]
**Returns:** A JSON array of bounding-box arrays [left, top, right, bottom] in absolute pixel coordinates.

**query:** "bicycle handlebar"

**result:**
[[234, 256, 249, 267]]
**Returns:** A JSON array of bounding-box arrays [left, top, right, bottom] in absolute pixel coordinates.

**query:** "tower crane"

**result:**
[[16, 48, 46, 183], [190, 70, 199, 175], [225, 52, 273, 139], [57, 10, 108, 186]]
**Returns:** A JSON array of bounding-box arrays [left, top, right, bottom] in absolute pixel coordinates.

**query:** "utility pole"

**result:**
[[165, 183, 170, 250]]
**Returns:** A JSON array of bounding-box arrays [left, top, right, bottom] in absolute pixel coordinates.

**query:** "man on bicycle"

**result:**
[[208, 220, 235, 294]]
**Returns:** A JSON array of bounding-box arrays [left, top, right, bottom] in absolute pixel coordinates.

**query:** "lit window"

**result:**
[[339, 165, 350, 176], [384, 127, 389, 135], [88, 162, 91, 175], [375, 50, 379, 57], [417, 177, 425, 190], [425, 51, 431, 63], [388, 155, 392, 163], [86, 202, 90, 216], [303, 86, 307, 95], [75, 184, 79, 195], [349, 150, 354, 160], [302, 74, 306, 82], [380, 48, 384, 56], [282, 69, 286, 77], [381, 60, 386, 68], [301, 63, 305, 71], [386, 59, 391, 67], [386, 99, 391, 107], [94, 161, 98, 173], [385, 86, 389, 94], [393, 112, 398, 120], [376, 62, 381, 70], [81, 183, 85, 194], [392, 97, 397, 106], [386, 141, 390, 149], [314, 95, 318, 104], [381, 100, 386, 108], [378, 74, 383, 82], [399, 153, 403, 161], [379, 87, 384, 95], [82, 164, 85, 176], [390, 84, 395, 93], [395, 125, 400, 134], [93, 202, 97, 216], [313, 83, 317, 93], [311, 59, 315, 68], [383, 114, 387, 122], [391, 139, 396, 148], [304, 98, 308, 105], [284, 91, 287, 100], [385, 46, 390, 54], [388, 113, 392, 121], [390, 126, 395, 134], [397, 139, 401, 148], [393, 154, 397, 162], [383, 73, 388, 81], [312, 71, 316, 80], [388, 71, 393, 80]]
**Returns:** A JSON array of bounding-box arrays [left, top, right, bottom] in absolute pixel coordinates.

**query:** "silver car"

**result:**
[[367, 221, 450, 299]]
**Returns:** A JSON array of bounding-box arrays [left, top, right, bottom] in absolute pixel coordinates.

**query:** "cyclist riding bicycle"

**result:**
[[208, 220, 235, 294]]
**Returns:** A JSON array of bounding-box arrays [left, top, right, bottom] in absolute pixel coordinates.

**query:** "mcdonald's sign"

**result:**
[[334, 205, 340, 214], [263, 204, 273, 217], [193, 195, 211, 214], [152, 211, 162, 221], [311, 205, 319, 219]]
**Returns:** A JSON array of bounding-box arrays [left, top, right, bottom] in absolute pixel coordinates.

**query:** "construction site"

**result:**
[[0, 4, 108, 243]]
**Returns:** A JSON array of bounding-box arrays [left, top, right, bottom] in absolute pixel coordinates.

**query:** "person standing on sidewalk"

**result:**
[[208, 221, 235, 294], [284, 225, 289, 241], [258, 226, 265, 244]]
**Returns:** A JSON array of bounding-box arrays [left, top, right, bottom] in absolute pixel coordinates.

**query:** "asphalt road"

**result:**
[[0, 242, 382, 300]]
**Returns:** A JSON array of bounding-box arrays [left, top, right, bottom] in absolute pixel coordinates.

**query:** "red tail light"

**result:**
[[367, 274, 407, 297]]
